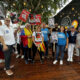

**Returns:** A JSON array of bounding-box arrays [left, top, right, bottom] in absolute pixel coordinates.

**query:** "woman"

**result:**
[[53, 26, 68, 65], [32, 26, 44, 64], [20, 23, 32, 64]]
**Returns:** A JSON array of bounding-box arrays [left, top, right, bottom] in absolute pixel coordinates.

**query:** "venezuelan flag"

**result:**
[[20, 30, 28, 47], [38, 42, 46, 52], [24, 28, 32, 48]]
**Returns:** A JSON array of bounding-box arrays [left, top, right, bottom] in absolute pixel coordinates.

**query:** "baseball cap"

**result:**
[[71, 25, 74, 28]]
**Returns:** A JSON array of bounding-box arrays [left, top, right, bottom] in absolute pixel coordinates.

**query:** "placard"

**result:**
[[51, 32, 58, 43], [19, 10, 30, 22]]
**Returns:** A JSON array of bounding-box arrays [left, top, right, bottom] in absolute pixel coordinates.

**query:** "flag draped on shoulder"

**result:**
[[20, 30, 28, 47], [24, 28, 32, 48]]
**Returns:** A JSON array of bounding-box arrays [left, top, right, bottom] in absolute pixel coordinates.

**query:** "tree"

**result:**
[[0, 0, 67, 23]]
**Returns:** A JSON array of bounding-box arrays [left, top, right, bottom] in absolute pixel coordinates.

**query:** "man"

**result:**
[[67, 26, 78, 62], [41, 23, 49, 58], [0, 18, 16, 75]]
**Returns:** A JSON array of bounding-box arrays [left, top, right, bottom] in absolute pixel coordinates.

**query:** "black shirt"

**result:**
[[68, 31, 78, 44]]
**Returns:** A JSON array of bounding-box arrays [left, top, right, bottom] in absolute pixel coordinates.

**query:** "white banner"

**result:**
[[48, 18, 55, 27], [51, 32, 58, 43]]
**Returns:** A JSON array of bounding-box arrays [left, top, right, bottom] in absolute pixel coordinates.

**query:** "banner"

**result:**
[[29, 14, 41, 25], [35, 14, 41, 25], [48, 18, 55, 27], [51, 32, 58, 43], [19, 10, 30, 22]]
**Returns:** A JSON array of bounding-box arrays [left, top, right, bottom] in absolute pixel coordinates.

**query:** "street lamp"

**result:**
[[13, 3, 16, 6], [23, 2, 26, 6], [41, 5, 43, 8], [72, 7, 74, 11]]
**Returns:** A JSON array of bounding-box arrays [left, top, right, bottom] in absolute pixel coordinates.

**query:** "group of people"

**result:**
[[0, 18, 80, 76]]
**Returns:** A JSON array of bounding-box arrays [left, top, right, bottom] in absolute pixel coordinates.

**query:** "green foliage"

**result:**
[[0, 0, 67, 23]]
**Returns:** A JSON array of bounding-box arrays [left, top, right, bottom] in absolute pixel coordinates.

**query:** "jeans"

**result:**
[[3, 45, 13, 70], [20, 43, 24, 55], [44, 41, 48, 56], [23, 47, 32, 61], [55, 45, 65, 60], [17, 44, 20, 55], [68, 43, 75, 60], [52, 43, 57, 57]]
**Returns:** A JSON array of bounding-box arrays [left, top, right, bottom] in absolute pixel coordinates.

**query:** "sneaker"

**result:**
[[70, 58, 73, 62], [25, 60, 28, 64], [21, 55, 24, 59], [67, 58, 70, 62], [60, 60, 63, 65], [15, 51, 18, 54], [16, 55, 20, 58], [53, 60, 58, 64], [5, 70, 13, 76]]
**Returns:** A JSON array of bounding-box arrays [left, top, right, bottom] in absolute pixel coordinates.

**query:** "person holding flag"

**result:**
[[32, 26, 45, 64], [20, 23, 32, 64]]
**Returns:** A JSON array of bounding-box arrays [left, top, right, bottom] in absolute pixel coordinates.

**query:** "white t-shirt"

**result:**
[[32, 32, 43, 43], [0, 25, 15, 45]]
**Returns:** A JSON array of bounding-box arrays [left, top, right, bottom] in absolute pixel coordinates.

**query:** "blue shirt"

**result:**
[[58, 32, 69, 45], [41, 28, 49, 41]]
